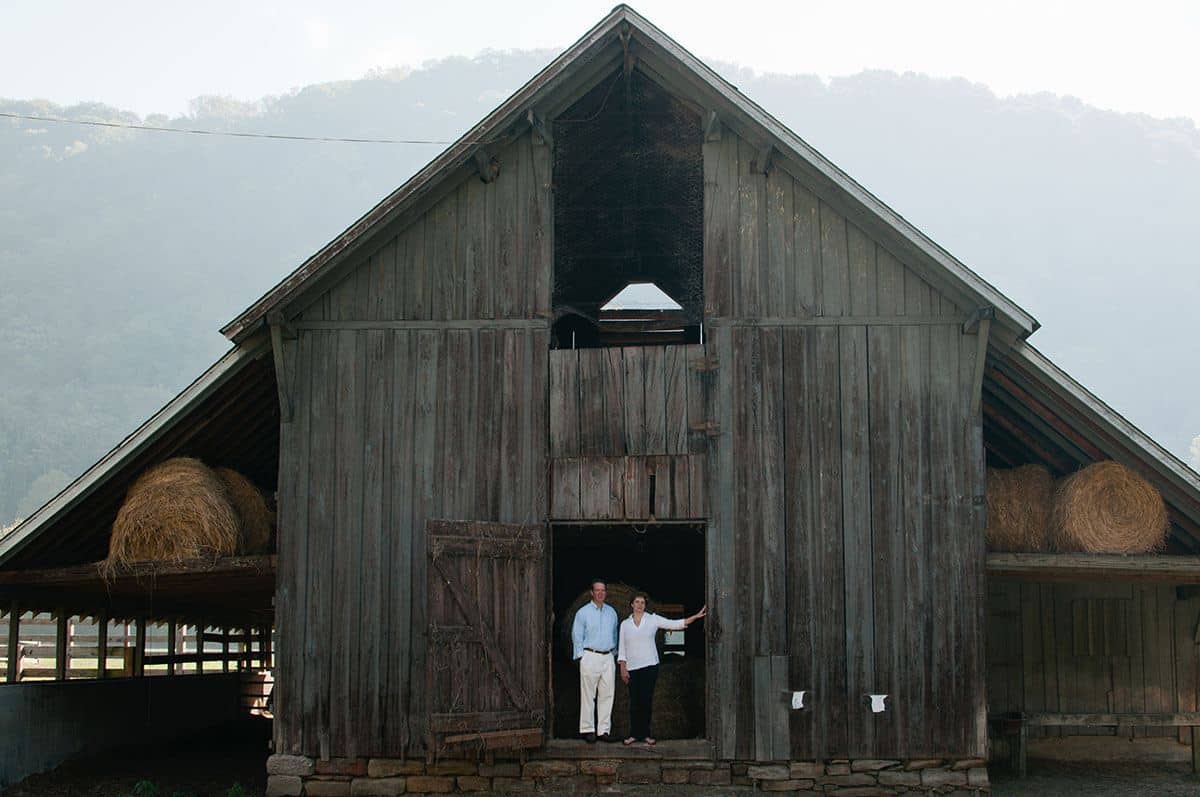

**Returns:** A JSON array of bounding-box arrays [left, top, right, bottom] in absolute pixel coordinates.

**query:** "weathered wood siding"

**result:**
[[298, 134, 551, 324], [274, 133, 551, 758], [704, 126, 986, 760], [988, 580, 1200, 741], [550, 455, 706, 520], [549, 345, 706, 458]]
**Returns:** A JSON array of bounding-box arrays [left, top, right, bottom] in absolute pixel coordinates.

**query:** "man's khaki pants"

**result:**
[[578, 650, 615, 735]]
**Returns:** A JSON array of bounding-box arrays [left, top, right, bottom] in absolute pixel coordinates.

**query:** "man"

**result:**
[[571, 579, 619, 742]]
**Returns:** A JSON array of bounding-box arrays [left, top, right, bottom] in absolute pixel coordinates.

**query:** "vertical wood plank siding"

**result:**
[[275, 134, 551, 757], [279, 115, 991, 763], [704, 125, 985, 760], [987, 581, 1200, 741]]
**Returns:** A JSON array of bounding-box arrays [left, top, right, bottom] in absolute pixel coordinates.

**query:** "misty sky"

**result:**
[[4, 1, 1200, 124]]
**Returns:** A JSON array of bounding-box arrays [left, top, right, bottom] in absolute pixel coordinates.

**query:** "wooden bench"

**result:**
[[993, 712, 1200, 776]]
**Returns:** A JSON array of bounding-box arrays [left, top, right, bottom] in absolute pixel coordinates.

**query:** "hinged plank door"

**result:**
[[426, 519, 546, 752]]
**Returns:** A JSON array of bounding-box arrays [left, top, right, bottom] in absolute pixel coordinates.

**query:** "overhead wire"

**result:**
[[0, 110, 455, 145]]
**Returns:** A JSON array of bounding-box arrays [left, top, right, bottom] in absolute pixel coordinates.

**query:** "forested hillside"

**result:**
[[2, 52, 1198, 526]]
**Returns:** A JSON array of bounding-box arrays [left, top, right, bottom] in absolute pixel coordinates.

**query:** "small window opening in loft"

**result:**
[[553, 281, 697, 349], [551, 67, 703, 349]]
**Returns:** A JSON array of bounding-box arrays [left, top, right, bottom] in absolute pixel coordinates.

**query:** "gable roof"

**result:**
[[220, 4, 1039, 345]]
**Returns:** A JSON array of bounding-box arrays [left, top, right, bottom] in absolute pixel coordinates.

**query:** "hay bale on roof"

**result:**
[[1051, 461, 1168, 553], [985, 464, 1053, 552], [107, 457, 238, 570], [214, 467, 273, 554]]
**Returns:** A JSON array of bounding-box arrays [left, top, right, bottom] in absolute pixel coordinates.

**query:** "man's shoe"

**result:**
[[597, 733, 611, 743], [584, 732, 597, 743]]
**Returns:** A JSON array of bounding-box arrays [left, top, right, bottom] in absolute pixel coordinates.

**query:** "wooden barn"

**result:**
[[4, 6, 1200, 793]]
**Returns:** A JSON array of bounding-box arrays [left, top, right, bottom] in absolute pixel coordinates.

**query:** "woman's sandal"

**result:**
[[644, 737, 656, 746], [623, 737, 636, 746]]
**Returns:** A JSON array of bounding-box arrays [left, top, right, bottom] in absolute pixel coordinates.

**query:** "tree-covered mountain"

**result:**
[[2, 52, 1198, 526]]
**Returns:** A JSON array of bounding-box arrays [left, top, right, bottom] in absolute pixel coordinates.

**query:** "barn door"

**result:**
[[425, 519, 547, 753]]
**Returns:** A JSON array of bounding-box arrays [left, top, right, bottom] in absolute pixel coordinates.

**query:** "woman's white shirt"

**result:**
[[617, 613, 686, 671]]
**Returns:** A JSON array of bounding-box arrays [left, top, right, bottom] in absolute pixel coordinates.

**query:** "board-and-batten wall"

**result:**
[[273, 133, 552, 758], [988, 581, 1200, 741], [274, 114, 989, 761], [703, 128, 987, 759]]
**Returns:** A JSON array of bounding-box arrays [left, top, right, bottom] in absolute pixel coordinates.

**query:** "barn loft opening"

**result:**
[[551, 68, 703, 349], [550, 522, 706, 741]]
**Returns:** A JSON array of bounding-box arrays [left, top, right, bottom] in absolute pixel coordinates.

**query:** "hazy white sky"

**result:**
[[3, 1, 1198, 123]]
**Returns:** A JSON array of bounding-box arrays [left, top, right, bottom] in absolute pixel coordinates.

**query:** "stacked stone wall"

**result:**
[[267, 755, 989, 796]]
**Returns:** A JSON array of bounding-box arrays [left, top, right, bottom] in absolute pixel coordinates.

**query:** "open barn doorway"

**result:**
[[549, 522, 706, 742]]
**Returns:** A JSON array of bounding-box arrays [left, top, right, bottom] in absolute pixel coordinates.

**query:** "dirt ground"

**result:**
[[990, 759, 1200, 797], [5, 719, 269, 797]]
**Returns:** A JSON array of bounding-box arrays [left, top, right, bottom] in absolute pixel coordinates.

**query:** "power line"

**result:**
[[0, 111, 454, 145]]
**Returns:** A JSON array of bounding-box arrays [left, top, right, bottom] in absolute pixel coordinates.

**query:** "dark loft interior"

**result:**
[[551, 523, 706, 739], [551, 68, 703, 348]]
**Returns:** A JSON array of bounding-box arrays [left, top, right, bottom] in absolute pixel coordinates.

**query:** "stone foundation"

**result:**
[[267, 754, 989, 795]]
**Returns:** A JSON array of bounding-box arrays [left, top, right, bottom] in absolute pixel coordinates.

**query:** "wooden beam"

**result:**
[[988, 553, 1200, 584], [971, 317, 991, 417], [1025, 712, 1200, 727], [6, 602, 19, 683], [268, 321, 293, 424], [55, 610, 68, 680], [526, 109, 553, 148], [166, 619, 177, 676], [291, 319, 549, 331], [0, 554, 277, 587], [134, 616, 146, 677], [962, 306, 995, 334], [704, 109, 721, 141], [753, 143, 774, 174], [96, 610, 108, 680], [473, 149, 499, 183]]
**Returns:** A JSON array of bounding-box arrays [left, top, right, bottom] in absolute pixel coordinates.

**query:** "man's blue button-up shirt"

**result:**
[[571, 601, 619, 660]]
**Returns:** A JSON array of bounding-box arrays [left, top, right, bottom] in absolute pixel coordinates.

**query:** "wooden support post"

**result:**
[[269, 319, 293, 423], [262, 624, 272, 669], [1017, 720, 1028, 777], [55, 611, 69, 680], [1193, 726, 1200, 775], [166, 620, 177, 676], [195, 622, 205, 674], [222, 625, 230, 673], [134, 617, 146, 677], [5, 602, 20, 683], [96, 611, 108, 680]]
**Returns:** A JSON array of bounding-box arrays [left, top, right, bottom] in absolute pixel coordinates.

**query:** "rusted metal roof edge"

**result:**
[[0, 333, 272, 569], [221, 4, 1037, 344]]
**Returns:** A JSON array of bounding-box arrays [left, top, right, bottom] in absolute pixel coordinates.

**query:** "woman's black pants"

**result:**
[[628, 664, 659, 739]]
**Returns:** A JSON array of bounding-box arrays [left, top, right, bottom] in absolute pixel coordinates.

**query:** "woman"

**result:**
[[617, 595, 706, 745]]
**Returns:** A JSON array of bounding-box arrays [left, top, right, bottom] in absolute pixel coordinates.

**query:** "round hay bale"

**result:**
[[556, 582, 653, 660], [214, 467, 273, 554], [107, 457, 239, 569], [986, 465, 1054, 552], [1051, 461, 1168, 553]]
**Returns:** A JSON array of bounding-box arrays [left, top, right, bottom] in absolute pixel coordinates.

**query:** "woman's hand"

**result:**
[[684, 605, 707, 626], [620, 663, 630, 684]]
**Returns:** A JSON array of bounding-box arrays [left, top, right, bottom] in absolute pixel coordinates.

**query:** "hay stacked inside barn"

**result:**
[[1052, 461, 1169, 553], [214, 466, 273, 554], [107, 458, 272, 570], [985, 464, 1054, 552]]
